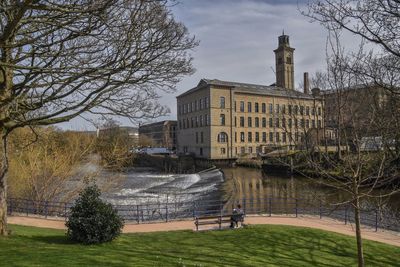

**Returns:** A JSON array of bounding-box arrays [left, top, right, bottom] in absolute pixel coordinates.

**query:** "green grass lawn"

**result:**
[[1, 224, 399, 267]]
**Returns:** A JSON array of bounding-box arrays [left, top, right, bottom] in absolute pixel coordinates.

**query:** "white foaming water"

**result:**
[[105, 169, 224, 206]]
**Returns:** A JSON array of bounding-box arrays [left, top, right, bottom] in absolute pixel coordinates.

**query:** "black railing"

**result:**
[[6, 197, 400, 232]]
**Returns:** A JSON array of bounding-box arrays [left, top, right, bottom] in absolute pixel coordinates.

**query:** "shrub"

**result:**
[[66, 185, 124, 244]]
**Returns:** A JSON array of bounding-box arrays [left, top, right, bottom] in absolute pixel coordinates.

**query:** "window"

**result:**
[[255, 103, 259, 113], [306, 120, 309, 128], [318, 107, 322, 116], [196, 100, 199, 111], [294, 105, 298, 115], [286, 57, 292, 64], [262, 132, 267, 142], [220, 114, 225, 126], [300, 106, 304, 115], [234, 116, 237, 127], [278, 57, 283, 64], [282, 118, 286, 128], [255, 117, 259, 127], [248, 102, 252, 112], [241, 147, 245, 155], [276, 104, 280, 114], [248, 117, 252, 127], [205, 114, 209, 126], [275, 118, 280, 128], [240, 101, 245, 112], [248, 147, 253, 154], [262, 118, 266, 128], [318, 120, 322, 128], [220, 148, 226, 155], [191, 102, 194, 112], [235, 132, 237, 142], [248, 132, 252, 142], [240, 116, 245, 127], [301, 119, 305, 128], [312, 120, 316, 128], [255, 132, 260, 142], [205, 97, 209, 108], [269, 132, 273, 142], [288, 105, 292, 115], [311, 107, 315, 115], [295, 132, 299, 142], [200, 132, 204, 143], [191, 117, 194, 128], [269, 118, 273, 127], [295, 118, 298, 128], [262, 103, 266, 113], [306, 106, 309, 116], [288, 118, 292, 128], [200, 99, 203, 110], [220, 97, 225, 108], [199, 115, 203, 127], [269, 103, 273, 114], [276, 132, 280, 142], [217, 132, 228, 143], [281, 105, 286, 114], [195, 116, 199, 127], [196, 132, 198, 144], [240, 132, 245, 142], [199, 147, 203, 156]]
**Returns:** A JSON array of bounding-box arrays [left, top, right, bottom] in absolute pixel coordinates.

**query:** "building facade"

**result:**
[[176, 34, 324, 159], [139, 120, 177, 150]]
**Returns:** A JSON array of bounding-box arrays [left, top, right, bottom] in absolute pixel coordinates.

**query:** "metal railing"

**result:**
[[6, 197, 400, 232]]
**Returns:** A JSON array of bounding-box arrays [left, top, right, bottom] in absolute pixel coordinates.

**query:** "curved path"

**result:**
[[8, 215, 400, 247]]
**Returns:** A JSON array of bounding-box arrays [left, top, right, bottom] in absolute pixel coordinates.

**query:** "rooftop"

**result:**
[[177, 79, 315, 99]]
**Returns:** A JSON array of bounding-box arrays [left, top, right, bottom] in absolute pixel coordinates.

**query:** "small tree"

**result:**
[[66, 184, 124, 244]]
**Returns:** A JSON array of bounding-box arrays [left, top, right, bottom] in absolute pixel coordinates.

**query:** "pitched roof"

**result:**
[[176, 79, 315, 99]]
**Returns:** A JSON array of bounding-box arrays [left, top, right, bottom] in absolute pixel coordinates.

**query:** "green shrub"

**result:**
[[66, 185, 124, 244]]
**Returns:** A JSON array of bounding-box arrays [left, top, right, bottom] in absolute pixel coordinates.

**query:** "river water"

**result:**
[[103, 166, 399, 217]]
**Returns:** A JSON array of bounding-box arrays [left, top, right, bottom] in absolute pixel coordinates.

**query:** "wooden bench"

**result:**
[[194, 214, 244, 231]]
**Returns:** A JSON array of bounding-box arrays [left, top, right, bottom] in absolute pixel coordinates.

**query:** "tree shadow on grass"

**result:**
[[25, 234, 76, 245]]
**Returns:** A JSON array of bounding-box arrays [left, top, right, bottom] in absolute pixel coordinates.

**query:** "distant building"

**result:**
[[323, 85, 387, 131], [138, 120, 177, 150], [98, 126, 139, 146], [176, 34, 324, 159]]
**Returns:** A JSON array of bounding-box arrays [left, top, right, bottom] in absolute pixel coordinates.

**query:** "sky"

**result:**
[[59, 0, 354, 131]]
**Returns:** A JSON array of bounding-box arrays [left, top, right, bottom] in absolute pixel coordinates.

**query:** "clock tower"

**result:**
[[274, 32, 295, 90]]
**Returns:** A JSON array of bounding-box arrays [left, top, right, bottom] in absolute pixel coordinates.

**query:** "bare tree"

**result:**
[[8, 127, 95, 203], [301, 2, 400, 265], [0, 0, 198, 235]]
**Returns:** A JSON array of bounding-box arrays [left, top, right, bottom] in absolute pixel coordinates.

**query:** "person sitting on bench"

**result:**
[[230, 204, 244, 228]]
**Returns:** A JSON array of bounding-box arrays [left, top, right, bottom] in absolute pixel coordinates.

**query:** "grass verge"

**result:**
[[1, 224, 399, 266]]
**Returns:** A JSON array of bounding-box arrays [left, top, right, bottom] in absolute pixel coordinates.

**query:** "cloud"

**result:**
[[59, 0, 356, 130]]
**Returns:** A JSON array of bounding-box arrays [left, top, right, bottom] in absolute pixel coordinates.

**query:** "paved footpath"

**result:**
[[8, 215, 400, 247]]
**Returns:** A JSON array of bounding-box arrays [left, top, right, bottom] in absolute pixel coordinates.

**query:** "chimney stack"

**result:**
[[304, 72, 309, 94]]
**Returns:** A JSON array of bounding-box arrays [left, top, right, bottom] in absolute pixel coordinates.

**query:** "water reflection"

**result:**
[[221, 167, 400, 215]]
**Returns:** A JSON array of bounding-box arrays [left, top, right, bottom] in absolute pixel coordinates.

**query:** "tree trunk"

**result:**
[[354, 196, 365, 267], [0, 133, 9, 236]]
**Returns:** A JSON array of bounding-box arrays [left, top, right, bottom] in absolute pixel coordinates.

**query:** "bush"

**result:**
[[66, 185, 124, 244]]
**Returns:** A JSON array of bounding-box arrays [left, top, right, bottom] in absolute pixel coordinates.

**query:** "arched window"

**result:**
[[217, 132, 228, 143]]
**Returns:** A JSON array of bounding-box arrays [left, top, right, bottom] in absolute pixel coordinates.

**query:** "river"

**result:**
[[102, 166, 399, 218]]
